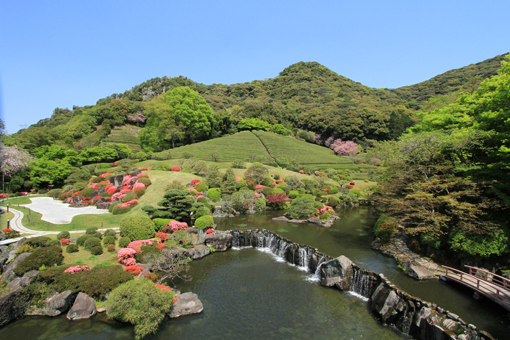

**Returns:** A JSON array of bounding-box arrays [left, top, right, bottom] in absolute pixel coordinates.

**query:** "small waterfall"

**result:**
[[348, 268, 375, 301], [232, 231, 240, 247], [307, 255, 326, 282], [297, 246, 311, 271], [257, 236, 264, 248]]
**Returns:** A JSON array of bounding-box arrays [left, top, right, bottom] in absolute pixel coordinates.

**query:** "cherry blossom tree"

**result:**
[[0, 142, 33, 177]]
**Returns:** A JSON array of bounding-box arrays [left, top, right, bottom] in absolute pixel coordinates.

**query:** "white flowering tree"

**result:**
[[0, 142, 33, 192]]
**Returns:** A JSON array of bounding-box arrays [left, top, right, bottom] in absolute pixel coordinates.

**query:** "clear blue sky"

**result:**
[[1, 0, 508, 134]]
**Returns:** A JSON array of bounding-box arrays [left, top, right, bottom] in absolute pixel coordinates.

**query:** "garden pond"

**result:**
[[0, 208, 508, 339]]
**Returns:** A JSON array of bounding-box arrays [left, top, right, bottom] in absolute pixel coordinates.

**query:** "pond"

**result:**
[[0, 208, 508, 339]]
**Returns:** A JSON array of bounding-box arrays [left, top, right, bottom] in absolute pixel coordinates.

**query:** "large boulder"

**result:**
[[205, 231, 233, 251], [402, 260, 436, 280], [67, 292, 96, 320], [3, 252, 32, 282], [168, 292, 203, 318], [370, 283, 400, 322], [109, 175, 124, 188], [272, 216, 289, 222], [320, 255, 353, 290], [27, 290, 75, 316], [90, 186, 105, 198], [0, 287, 23, 327], [20, 270, 39, 286], [188, 245, 211, 259], [307, 217, 322, 226], [186, 228, 206, 245], [96, 202, 112, 210]]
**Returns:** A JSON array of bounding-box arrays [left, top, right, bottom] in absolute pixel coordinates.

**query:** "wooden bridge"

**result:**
[[443, 265, 510, 311]]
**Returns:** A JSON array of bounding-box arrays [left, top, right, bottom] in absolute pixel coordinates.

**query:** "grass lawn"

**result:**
[[63, 248, 119, 267], [0, 211, 14, 229]]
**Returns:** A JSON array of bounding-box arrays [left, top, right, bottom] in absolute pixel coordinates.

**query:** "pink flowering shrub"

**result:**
[[64, 265, 91, 274], [118, 248, 137, 265], [165, 220, 188, 233], [253, 184, 265, 191], [127, 239, 155, 253], [317, 204, 334, 215]]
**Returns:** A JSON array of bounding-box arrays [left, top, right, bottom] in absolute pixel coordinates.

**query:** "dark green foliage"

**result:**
[[195, 182, 208, 192], [120, 215, 155, 241], [118, 237, 131, 248], [195, 215, 214, 229], [137, 177, 151, 185], [45, 240, 60, 247], [91, 246, 103, 255], [288, 194, 317, 220], [122, 192, 138, 202], [38, 265, 133, 300], [19, 282, 56, 310], [328, 196, 339, 207], [93, 232, 103, 240], [66, 244, 79, 253], [148, 189, 194, 223], [104, 229, 117, 238], [112, 205, 133, 215], [108, 201, 120, 212], [231, 160, 245, 169], [56, 231, 70, 240], [79, 188, 95, 199], [48, 189, 63, 199], [191, 202, 210, 219], [262, 187, 274, 196], [14, 246, 64, 276], [77, 234, 93, 246], [103, 236, 116, 246], [84, 237, 101, 250], [86, 227, 98, 235], [134, 245, 161, 263], [23, 236, 51, 249], [153, 218, 171, 232]]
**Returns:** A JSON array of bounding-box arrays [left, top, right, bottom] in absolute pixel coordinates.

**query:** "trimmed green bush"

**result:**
[[196, 183, 209, 192], [93, 232, 103, 240], [84, 237, 102, 250], [134, 245, 161, 264], [91, 246, 104, 255], [14, 246, 64, 276], [86, 227, 98, 235], [79, 188, 95, 199], [120, 215, 155, 241], [273, 188, 284, 194], [56, 231, 71, 240], [207, 188, 221, 201], [122, 192, 138, 202], [195, 215, 214, 229], [137, 177, 151, 186], [23, 236, 51, 249], [153, 218, 171, 232], [289, 190, 299, 199], [118, 237, 131, 248], [108, 202, 120, 213], [77, 234, 93, 246], [45, 240, 61, 247], [350, 189, 361, 197], [104, 229, 117, 238], [66, 244, 79, 253], [262, 187, 274, 196], [103, 236, 116, 246], [328, 196, 339, 207], [113, 205, 134, 215]]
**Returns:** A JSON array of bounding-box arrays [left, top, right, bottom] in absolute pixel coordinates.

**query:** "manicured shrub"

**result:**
[[84, 237, 101, 250], [109, 201, 121, 212], [77, 234, 93, 246], [91, 246, 104, 255], [137, 177, 151, 186], [118, 237, 131, 248], [113, 205, 134, 215], [350, 189, 361, 197], [207, 188, 221, 201], [15, 244, 34, 255], [46, 240, 61, 247], [125, 265, 142, 275], [153, 218, 171, 232], [328, 196, 340, 207], [104, 229, 117, 238], [134, 244, 162, 264], [23, 236, 51, 249], [66, 244, 79, 253], [195, 183, 208, 192], [93, 232, 103, 239], [103, 236, 116, 246], [262, 187, 274, 196], [288, 194, 317, 220], [289, 190, 299, 199], [86, 227, 98, 235], [105, 278, 175, 340], [273, 188, 284, 195], [122, 192, 138, 202], [195, 215, 214, 229], [39, 264, 133, 300], [57, 231, 71, 240], [276, 183, 290, 194], [120, 215, 156, 241], [79, 188, 95, 199], [14, 246, 64, 276], [107, 244, 115, 252]]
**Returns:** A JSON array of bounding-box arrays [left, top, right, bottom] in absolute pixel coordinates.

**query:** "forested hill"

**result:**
[[391, 53, 508, 106], [3, 53, 506, 152]]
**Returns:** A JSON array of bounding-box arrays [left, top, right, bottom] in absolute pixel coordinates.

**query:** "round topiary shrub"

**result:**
[[118, 237, 131, 248], [153, 218, 171, 232], [122, 192, 138, 202], [86, 227, 98, 235], [84, 237, 102, 250], [194, 215, 214, 229], [289, 190, 299, 199], [23, 236, 51, 248], [45, 240, 61, 247], [66, 244, 79, 253], [328, 196, 339, 207], [14, 246, 64, 276], [77, 234, 93, 246], [104, 229, 117, 238], [112, 205, 134, 215], [103, 236, 116, 247], [91, 245, 104, 255], [196, 183, 208, 192], [137, 177, 151, 186], [57, 231, 71, 240], [207, 188, 221, 201], [93, 232, 103, 240], [120, 215, 156, 241], [262, 187, 274, 196]]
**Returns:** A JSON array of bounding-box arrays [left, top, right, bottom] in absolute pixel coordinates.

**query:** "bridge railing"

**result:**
[[465, 265, 510, 290], [444, 266, 510, 301]]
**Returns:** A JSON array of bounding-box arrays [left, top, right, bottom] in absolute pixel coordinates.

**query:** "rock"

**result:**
[[168, 292, 203, 318], [186, 228, 206, 245], [109, 175, 124, 188], [320, 255, 353, 290], [371, 238, 382, 250], [187, 245, 211, 259], [414, 307, 432, 328], [370, 283, 400, 322], [6, 278, 22, 288], [67, 292, 96, 320], [322, 222, 333, 228], [0, 287, 23, 327], [228, 214, 235, 218], [129, 177, 137, 185], [288, 219, 304, 223], [4, 252, 32, 282], [7, 250, 16, 263], [90, 186, 105, 198], [69, 237, 78, 243], [19, 270, 38, 287], [402, 260, 436, 280], [131, 168, 142, 177], [443, 318, 457, 330], [96, 202, 112, 210], [246, 210, 256, 215], [272, 216, 289, 222], [446, 311, 459, 321], [69, 203, 89, 208], [205, 232, 233, 251], [28, 290, 75, 316], [332, 215, 341, 220], [307, 217, 322, 226], [97, 307, 106, 313]]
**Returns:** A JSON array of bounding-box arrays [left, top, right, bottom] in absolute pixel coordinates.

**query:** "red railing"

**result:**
[[465, 265, 510, 290]]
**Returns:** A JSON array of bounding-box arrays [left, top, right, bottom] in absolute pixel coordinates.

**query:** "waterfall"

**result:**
[[348, 268, 375, 301]]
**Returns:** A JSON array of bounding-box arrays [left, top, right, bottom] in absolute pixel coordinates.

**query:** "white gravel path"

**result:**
[[22, 197, 109, 224]]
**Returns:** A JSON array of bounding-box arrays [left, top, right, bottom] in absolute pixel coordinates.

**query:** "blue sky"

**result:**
[[1, 0, 508, 134]]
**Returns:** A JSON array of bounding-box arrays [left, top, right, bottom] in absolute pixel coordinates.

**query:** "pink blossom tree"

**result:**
[[0, 142, 33, 177]]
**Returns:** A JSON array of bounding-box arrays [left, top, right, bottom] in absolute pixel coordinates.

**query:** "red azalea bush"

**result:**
[[3, 228, 11, 232], [144, 273, 161, 281], [81, 200, 92, 204], [107, 244, 115, 252], [0, 194, 8, 199], [206, 228, 213, 234], [114, 162, 118, 166], [155, 283, 171, 291], [155, 232, 168, 242], [347, 184, 354, 189], [124, 265, 142, 275], [171, 167, 180, 171], [60, 238, 70, 246]]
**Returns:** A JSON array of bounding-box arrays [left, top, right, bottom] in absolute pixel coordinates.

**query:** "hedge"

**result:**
[[195, 215, 214, 229], [84, 237, 102, 250], [66, 244, 79, 253], [77, 234, 93, 246], [14, 246, 64, 276], [207, 188, 221, 201], [57, 231, 71, 240], [120, 215, 156, 241]]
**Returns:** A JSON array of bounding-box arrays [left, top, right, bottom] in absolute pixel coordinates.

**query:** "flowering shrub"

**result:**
[[206, 228, 213, 234], [64, 265, 91, 274], [107, 244, 115, 252], [100, 180, 110, 184], [128, 239, 155, 253], [350, 181, 356, 185], [118, 248, 137, 265], [114, 162, 118, 166], [253, 184, 265, 191], [81, 200, 92, 204], [88, 183, 99, 190], [171, 167, 180, 171], [166, 220, 188, 233], [347, 185, 354, 189], [125, 265, 142, 275], [122, 175, 132, 186], [155, 283, 171, 291], [107, 186, 117, 196], [99, 172, 112, 178], [144, 273, 161, 281], [155, 232, 168, 242], [191, 179, 200, 184], [60, 238, 70, 246], [299, 170, 304, 174], [3, 228, 11, 232], [317, 204, 334, 215]]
